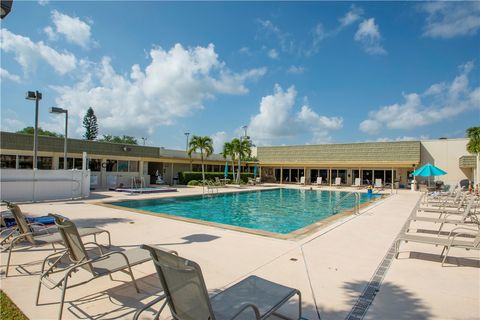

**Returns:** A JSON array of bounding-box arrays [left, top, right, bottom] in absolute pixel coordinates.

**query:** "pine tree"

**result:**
[[83, 107, 98, 140]]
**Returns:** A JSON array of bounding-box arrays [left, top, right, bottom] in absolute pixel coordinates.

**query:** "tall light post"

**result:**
[[141, 137, 147, 146], [25, 91, 42, 169], [184, 132, 190, 151], [49, 107, 68, 169], [184, 132, 191, 171]]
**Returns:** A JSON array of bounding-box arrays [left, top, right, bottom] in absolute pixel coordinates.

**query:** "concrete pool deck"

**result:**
[[1, 185, 479, 319]]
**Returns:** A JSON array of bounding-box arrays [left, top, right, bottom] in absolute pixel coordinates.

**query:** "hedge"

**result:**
[[178, 172, 253, 184]]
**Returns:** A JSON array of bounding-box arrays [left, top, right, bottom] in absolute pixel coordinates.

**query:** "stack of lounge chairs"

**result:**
[[395, 189, 479, 266], [1, 201, 303, 320]]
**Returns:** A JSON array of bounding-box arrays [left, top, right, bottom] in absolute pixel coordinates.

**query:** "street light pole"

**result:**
[[185, 132, 191, 171], [26, 91, 42, 169], [49, 107, 68, 169]]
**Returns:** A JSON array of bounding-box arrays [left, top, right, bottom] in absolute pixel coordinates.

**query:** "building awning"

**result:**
[[459, 155, 476, 168]]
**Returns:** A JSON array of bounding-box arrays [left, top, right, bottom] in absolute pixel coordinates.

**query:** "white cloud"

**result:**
[[354, 18, 387, 55], [211, 131, 228, 153], [0, 28, 77, 75], [257, 19, 294, 54], [38, 0, 50, 6], [51, 43, 266, 137], [419, 2, 480, 38], [248, 84, 343, 145], [1, 118, 26, 132], [360, 61, 479, 134], [287, 65, 305, 75], [339, 5, 364, 28], [44, 10, 93, 49], [268, 48, 279, 59], [297, 105, 343, 143], [0, 68, 21, 82]]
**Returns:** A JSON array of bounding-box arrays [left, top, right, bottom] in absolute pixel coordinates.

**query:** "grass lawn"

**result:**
[[1, 290, 28, 320]]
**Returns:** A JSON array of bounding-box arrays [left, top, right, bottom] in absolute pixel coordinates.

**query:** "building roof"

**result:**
[[459, 155, 476, 168], [257, 141, 421, 166], [0, 131, 228, 161]]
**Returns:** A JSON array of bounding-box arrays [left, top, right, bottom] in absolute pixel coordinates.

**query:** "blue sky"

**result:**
[[1, 1, 479, 151]]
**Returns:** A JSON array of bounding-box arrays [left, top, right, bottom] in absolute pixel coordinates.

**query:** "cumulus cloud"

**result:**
[[44, 10, 93, 49], [248, 84, 343, 145], [359, 61, 480, 134], [419, 2, 480, 38], [0, 28, 77, 75], [0, 68, 21, 82], [51, 43, 266, 137], [38, 0, 50, 5], [212, 131, 228, 153], [297, 105, 343, 143], [354, 18, 387, 55]]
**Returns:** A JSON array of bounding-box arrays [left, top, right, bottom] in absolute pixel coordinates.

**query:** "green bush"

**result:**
[[187, 180, 200, 186], [178, 171, 253, 184]]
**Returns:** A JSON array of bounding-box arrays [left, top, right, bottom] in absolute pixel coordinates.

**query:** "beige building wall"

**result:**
[[420, 138, 472, 188]]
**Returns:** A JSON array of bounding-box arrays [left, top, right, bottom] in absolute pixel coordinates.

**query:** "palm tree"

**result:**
[[466, 127, 480, 188], [231, 137, 252, 183], [222, 141, 236, 181], [187, 135, 214, 184]]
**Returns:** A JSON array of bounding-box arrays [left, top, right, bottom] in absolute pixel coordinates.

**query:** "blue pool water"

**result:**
[[112, 188, 381, 234]]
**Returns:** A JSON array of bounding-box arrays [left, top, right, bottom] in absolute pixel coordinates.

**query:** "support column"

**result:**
[[280, 166, 283, 184], [329, 168, 332, 186]]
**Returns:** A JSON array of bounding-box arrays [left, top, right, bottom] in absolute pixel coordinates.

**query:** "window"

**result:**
[[58, 157, 74, 169], [129, 161, 139, 172], [118, 160, 129, 172], [89, 159, 101, 171], [37, 157, 52, 169], [106, 160, 117, 172], [1, 155, 16, 168], [18, 156, 33, 169], [74, 158, 83, 170]]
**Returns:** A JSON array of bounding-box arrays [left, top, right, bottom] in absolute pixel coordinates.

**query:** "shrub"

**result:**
[[187, 180, 200, 186], [178, 171, 253, 184]]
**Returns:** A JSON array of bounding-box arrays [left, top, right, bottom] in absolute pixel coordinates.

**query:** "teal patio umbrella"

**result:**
[[224, 162, 229, 178], [412, 163, 447, 187], [253, 164, 258, 178]]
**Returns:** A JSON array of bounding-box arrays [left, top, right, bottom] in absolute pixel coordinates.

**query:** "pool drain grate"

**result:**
[[345, 243, 396, 320]]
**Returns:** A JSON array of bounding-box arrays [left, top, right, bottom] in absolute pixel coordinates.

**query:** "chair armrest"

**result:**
[[84, 241, 105, 255], [230, 303, 261, 320], [448, 227, 478, 237]]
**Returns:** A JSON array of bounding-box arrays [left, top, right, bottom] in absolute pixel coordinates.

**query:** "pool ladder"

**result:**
[[332, 192, 360, 215]]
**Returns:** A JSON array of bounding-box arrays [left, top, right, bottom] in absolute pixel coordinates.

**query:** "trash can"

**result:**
[[411, 180, 417, 191]]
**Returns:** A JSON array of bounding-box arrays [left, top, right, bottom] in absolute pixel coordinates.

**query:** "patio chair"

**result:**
[[248, 177, 256, 185], [418, 193, 469, 216], [352, 178, 362, 188], [333, 177, 342, 187], [141, 244, 302, 320], [1, 202, 110, 277], [313, 177, 322, 187], [395, 227, 480, 266], [299, 176, 306, 185], [36, 214, 156, 320], [374, 179, 384, 189], [408, 196, 478, 235]]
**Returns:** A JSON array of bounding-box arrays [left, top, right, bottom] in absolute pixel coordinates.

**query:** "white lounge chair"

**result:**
[[374, 179, 384, 189], [313, 177, 322, 186], [333, 177, 342, 187], [352, 178, 362, 188], [299, 176, 306, 185], [395, 227, 480, 266]]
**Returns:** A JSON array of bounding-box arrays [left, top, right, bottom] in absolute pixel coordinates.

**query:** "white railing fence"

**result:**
[[0, 169, 90, 202]]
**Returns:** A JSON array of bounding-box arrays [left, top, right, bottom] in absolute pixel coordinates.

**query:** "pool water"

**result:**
[[112, 188, 381, 234]]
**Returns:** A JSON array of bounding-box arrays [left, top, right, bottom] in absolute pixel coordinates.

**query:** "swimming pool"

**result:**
[[109, 188, 381, 236]]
